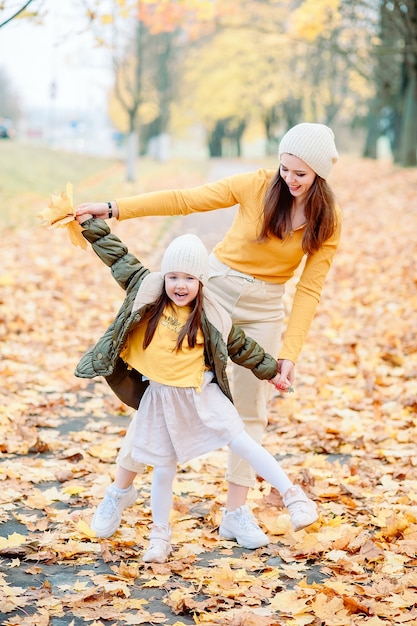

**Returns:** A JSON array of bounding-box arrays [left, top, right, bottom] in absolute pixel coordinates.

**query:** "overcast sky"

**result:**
[[0, 2, 113, 114]]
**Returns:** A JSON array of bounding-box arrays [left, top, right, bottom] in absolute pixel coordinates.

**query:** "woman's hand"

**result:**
[[76, 202, 119, 220], [269, 359, 295, 392]]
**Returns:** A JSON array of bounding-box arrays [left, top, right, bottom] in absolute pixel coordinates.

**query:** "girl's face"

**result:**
[[280, 153, 316, 201], [164, 272, 200, 306]]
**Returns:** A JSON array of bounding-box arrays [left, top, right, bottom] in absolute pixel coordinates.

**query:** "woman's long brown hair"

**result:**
[[142, 283, 204, 351], [258, 170, 338, 255]]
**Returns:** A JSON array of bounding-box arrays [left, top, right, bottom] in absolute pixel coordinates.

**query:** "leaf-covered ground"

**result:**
[[0, 155, 416, 625]]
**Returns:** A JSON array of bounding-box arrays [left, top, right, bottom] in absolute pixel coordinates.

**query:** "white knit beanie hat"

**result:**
[[279, 122, 338, 179], [161, 233, 209, 284]]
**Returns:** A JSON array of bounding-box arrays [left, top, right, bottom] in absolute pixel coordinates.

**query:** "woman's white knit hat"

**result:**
[[161, 233, 209, 284], [279, 122, 338, 179]]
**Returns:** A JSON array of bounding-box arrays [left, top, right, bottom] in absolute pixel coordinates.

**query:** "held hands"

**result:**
[[39, 186, 115, 249], [38, 182, 88, 250], [269, 359, 295, 393], [76, 202, 119, 220], [76, 213, 94, 225]]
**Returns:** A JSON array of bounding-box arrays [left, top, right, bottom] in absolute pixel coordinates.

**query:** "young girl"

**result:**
[[75, 216, 318, 563], [76, 122, 340, 549]]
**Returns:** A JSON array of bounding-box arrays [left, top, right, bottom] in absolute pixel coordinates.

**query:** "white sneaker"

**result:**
[[219, 505, 269, 549], [143, 525, 172, 563], [283, 485, 318, 531], [90, 484, 137, 538]]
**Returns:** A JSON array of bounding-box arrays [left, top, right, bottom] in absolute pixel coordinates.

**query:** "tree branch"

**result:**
[[0, 0, 36, 29]]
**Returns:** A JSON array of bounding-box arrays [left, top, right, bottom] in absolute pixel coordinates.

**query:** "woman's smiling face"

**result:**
[[280, 153, 317, 201]]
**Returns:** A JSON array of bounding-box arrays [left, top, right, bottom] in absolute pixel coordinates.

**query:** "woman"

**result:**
[[76, 122, 341, 549]]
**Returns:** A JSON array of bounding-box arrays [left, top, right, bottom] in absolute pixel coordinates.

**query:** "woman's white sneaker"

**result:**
[[219, 505, 269, 549], [283, 485, 318, 531], [90, 484, 137, 538]]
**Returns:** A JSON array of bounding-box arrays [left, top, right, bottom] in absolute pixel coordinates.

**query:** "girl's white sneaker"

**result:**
[[143, 524, 172, 563], [283, 485, 318, 531]]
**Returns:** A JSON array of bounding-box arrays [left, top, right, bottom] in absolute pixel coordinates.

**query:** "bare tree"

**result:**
[[112, 20, 146, 182], [0, 0, 37, 29]]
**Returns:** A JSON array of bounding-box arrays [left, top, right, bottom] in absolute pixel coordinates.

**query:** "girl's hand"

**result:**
[[76, 202, 119, 220], [269, 375, 294, 393], [76, 213, 93, 225], [269, 359, 295, 393]]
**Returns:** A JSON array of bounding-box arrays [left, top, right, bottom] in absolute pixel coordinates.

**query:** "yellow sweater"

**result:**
[[117, 169, 341, 363], [120, 304, 206, 391]]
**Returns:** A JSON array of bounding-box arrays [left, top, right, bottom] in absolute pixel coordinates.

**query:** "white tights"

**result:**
[[150, 431, 293, 528]]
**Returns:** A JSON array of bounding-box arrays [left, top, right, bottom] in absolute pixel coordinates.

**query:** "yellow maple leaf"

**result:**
[[312, 592, 350, 622], [142, 575, 171, 587], [293, 532, 325, 555], [62, 485, 85, 496], [88, 443, 118, 459], [38, 182, 87, 250], [269, 589, 311, 614], [41, 486, 70, 503], [75, 519, 97, 538], [73, 580, 89, 591], [381, 551, 409, 575], [0, 532, 26, 550]]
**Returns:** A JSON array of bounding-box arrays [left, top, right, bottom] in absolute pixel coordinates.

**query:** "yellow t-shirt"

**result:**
[[117, 169, 341, 363], [120, 304, 206, 391]]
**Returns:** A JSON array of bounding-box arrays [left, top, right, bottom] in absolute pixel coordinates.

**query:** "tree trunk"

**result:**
[[363, 106, 379, 159], [155, 34, 173, 162], [126, 131, 138, 182], [397, 72, 417, 166], [263, 108, 279, 156], [151, 133, 170, 162], [231, 119, 246, 157], [208, 121, 225, 157]]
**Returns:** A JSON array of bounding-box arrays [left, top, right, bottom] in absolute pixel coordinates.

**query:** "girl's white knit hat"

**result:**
[[279, 122, 338, 179], [161, 233, 209, 284]]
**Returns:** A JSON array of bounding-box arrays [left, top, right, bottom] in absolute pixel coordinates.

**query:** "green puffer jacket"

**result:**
[[75, 219, 278, 409]]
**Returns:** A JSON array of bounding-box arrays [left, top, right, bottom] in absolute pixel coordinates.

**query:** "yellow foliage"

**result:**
[[183, 27, 290, 123], [100, 13, 113, 25], [290, 0, 341, 41]]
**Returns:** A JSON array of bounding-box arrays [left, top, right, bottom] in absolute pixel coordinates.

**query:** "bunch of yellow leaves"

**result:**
[[38, 182, 87, 250]]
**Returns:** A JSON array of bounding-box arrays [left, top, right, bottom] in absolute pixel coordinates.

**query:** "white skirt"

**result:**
[[131, 371, 244, 466]]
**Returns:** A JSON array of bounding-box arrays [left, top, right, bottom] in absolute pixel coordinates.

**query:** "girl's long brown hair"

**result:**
[[258, 170, 338, 255], [142, 283, 204, 351]]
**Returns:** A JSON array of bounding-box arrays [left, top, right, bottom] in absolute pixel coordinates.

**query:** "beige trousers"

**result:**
[[117, 254, 285, 488]]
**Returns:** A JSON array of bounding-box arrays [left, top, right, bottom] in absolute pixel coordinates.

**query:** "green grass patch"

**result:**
[[0, 141, 211, 228]]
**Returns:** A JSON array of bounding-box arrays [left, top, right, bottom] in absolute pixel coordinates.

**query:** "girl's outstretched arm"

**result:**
[[76, 216, 149, 292]]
